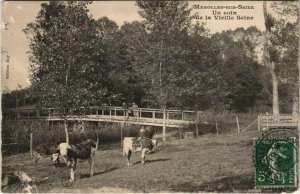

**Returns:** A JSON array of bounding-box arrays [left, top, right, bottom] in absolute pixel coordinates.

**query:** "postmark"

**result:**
[[254, 129, 298, 188]]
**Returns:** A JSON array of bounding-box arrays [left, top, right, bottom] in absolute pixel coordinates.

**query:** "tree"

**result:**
[[135, 0, 192, 107], [262, 1, 299, 114], [170, 23, 224, 110], [211, 27, 270, 112], [24, 1, 107, 144]]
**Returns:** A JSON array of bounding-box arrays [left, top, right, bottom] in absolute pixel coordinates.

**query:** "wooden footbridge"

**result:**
[[2, 106, 201, 128]]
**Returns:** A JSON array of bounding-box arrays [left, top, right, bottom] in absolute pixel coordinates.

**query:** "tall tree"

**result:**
[[24, 1, 107, 143], [212, 27, 266, 112], [262, 1, 299, 114], [135, 0, 192, 107]]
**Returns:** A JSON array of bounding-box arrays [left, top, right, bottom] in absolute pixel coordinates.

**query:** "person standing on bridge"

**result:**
[[131, 102, 139, 119]]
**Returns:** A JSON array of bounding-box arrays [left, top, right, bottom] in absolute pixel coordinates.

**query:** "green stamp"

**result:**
[[254, 136, 297, 188]]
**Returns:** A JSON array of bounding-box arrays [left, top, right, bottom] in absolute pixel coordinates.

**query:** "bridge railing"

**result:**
[[258, 114, 298, 130], [2, 106, 202, 123]]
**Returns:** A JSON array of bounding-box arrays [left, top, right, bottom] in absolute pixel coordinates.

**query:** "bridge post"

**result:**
[[163, 107, 166, 142], [137, 109, 140, 124], [167, 111, 169, 125], [17, 110, 20, 119], [152, 110, 155, 122], [120, 126, 123, 147], [36, 109, 40, 119], [109, 108, 112, 121], [30, 132, 33, 157]]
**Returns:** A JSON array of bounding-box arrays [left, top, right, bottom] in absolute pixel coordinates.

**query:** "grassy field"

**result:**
[[1, 130, 297, 193]]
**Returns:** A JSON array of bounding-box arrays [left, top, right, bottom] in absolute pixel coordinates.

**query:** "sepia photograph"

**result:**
[[1, 0, 299, 193]]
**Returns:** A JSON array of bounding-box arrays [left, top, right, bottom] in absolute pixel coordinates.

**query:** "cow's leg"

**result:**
[[35, 153, 42, 166], [127, 150, 132, 167], [70, 167, 75, 182], [123, 147, 126, 156], [62, 155, 68, 166], [88, 156, 95, 177], [69, 158, 77, 182], [141, 148, 147, 165]]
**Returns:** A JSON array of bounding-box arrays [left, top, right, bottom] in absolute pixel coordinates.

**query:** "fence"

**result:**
[[2, 138, 19, 155], [258, 114, 298, 130]]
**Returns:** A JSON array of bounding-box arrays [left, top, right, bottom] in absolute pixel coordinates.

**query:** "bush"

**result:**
[[1, 120, 149, 154]]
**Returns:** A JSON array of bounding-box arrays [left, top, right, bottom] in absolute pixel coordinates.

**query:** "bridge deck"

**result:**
[[3, 106, 200, 128]]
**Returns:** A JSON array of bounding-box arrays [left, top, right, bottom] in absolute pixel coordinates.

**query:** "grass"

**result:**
[[1, 130, 297, 193]]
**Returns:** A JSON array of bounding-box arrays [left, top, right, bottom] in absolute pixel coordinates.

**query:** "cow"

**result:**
[[123, 137, 158, 166], [57, 135, 98, 182]]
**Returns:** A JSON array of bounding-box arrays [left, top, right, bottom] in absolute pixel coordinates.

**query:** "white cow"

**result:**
[[123, 137, 158, 166]]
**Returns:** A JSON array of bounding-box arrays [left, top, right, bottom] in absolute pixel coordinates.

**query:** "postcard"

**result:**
[[1, 1, 299, 193]]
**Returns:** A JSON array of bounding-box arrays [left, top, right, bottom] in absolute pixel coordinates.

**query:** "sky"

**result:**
[[1, 1, 268, 91]]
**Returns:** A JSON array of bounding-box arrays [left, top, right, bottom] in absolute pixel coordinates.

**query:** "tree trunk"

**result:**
[[292, 96, 299, 115], [159, 38, 164, 106], [263, 1, 280, 115], [64, 118, 69, 144], [270, 62, 279, 115]]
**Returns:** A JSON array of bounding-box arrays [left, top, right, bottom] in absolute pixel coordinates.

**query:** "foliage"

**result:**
[[12, 0, 297, 116], [134, 0, 192, 107], [23, 1, 108, 117], [213, 27, 267, 112], [262, 1, 299, 113]]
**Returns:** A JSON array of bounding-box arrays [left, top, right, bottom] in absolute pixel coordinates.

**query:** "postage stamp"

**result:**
[[254, 129, 298, 188]]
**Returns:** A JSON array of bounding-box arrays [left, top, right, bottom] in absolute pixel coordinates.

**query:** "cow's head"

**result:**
[[51, 153, 59, 165], [151, 139, 158, 149]]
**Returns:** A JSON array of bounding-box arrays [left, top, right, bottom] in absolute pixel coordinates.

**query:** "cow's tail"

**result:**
[[95, 130, 99, 151]]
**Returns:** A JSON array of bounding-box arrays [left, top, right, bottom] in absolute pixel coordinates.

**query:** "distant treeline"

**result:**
[[2, 1, 298, 114]]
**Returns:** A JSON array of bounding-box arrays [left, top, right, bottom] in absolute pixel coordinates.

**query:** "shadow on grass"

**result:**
[[79, 167, 119, 179], [132, 158, 170, 165], [147, 148, 161, 154], [171, 174, 255, 192], [54, 163, 67, 168]]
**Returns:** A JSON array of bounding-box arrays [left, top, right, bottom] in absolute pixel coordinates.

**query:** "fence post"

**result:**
[[163, 107, 166, 142], [258, 115, 260, 131], [235, 115, 240, 133], [195, 111, 199, 136], [179, 127, 182, 140], [266, 112, 269, 130], [30, 133, 33, 157], [120, 126, 123, 147], [216, 122, 219, 135]]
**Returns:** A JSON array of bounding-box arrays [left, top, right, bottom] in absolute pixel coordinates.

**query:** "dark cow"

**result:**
[[57, 138, 98, 182]]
